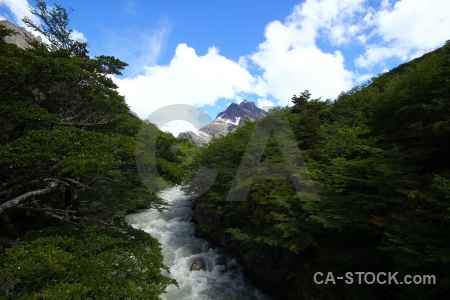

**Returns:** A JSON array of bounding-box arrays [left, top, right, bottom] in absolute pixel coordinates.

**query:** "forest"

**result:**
[[0, 1, 449, 299], [0, 1, 195, 298], [185, 41, 450, 299]]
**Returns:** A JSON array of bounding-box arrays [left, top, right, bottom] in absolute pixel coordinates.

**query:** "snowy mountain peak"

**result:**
[[214, 100, 266, 125], [177, 100, 266, 146]]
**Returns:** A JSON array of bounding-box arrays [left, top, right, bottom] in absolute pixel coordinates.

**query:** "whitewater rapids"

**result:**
[[126, 186, 271, 300]]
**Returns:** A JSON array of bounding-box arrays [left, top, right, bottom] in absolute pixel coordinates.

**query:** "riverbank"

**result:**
[[191, 194, 314, 299]]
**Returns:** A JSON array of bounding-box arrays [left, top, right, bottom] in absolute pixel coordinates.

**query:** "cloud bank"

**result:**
[[115, 44, 255, 118], [356, 0, 450, 68], [0, 0, 38, 26], [1, 0, 449, 121], [118, 0, 449, 118]]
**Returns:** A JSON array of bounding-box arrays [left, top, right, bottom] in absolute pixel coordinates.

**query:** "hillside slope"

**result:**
[[186, 40, 450, 299], [0, 6, 194, 297]]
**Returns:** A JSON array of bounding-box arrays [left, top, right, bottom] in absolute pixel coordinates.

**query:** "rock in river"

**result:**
[[190, 258, 206, 271]]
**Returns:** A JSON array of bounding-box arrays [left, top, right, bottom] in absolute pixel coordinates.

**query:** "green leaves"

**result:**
[[2, 127, 123, 176], [185, 42, 450, 299], [0, 222, 176, 299], [95, 55, 128, 76], [23, 0, 87, 55], [0, 3, 197, 299]]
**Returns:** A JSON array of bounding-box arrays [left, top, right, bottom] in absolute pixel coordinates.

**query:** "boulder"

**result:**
[[189, 258, 206, 271]]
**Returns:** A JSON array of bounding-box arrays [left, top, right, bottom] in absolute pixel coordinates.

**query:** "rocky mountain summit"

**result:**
[[178, 100, 266, 146], [0, 20, 42, 48]]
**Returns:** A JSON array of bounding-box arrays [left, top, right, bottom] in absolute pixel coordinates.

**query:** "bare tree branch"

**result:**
[[0, 180, 62, 214], [51, 113, 123, 127]]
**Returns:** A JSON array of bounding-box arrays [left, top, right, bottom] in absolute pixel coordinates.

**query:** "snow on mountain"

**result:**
[[177, 100, 266, 146]]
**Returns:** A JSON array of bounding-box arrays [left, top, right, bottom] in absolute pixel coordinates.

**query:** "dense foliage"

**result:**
[[0, 1, 193, 297], [1, 1, 449, 299], [186, 41, 450, 299], [0, 221, 175, 299]]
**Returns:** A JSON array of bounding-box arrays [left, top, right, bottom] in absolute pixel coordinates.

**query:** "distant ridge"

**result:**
[[0, 20, 42, 48], [178, 100, 266, 146]]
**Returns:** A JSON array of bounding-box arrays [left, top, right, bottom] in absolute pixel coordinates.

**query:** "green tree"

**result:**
[[291, 90, 312, 112], [0, 1, 188, 232], [1, 1, 194, 298], [23, 0, 87, 55], [186, 42, 450, 299], [0, 221, 176, 299]]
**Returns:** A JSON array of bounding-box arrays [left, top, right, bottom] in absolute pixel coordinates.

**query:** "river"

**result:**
[[126, 186, 272, 300]]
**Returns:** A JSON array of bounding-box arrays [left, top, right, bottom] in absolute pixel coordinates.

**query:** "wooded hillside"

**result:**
[[186, 40, 450, 299], [0, 2, 194, 298]]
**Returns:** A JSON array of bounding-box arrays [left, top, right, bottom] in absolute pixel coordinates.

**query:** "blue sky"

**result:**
[[1, 0, 449, 135]]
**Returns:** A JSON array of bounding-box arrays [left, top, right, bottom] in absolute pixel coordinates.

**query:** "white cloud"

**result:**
[[377, 0, 449, 48], [235, 96, 246, 104], [356, 0, 450, 68], [248, 0, 358, 105], [161, 120, 199, 137], [287, 0, 367, 46], [4, 0, 449, 126], [114, 0, 369, 118], [355, 73, 373, 84], [69, 29, 87, 43], [356, 45, 409, 68], [0, 0, 38, 27], [257, 98, 275, 111], [113, 43, 255, 119], [251, 43, 353, 104]]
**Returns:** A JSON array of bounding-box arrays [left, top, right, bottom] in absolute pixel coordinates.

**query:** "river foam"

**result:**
[[126, 186, 271, 300]]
